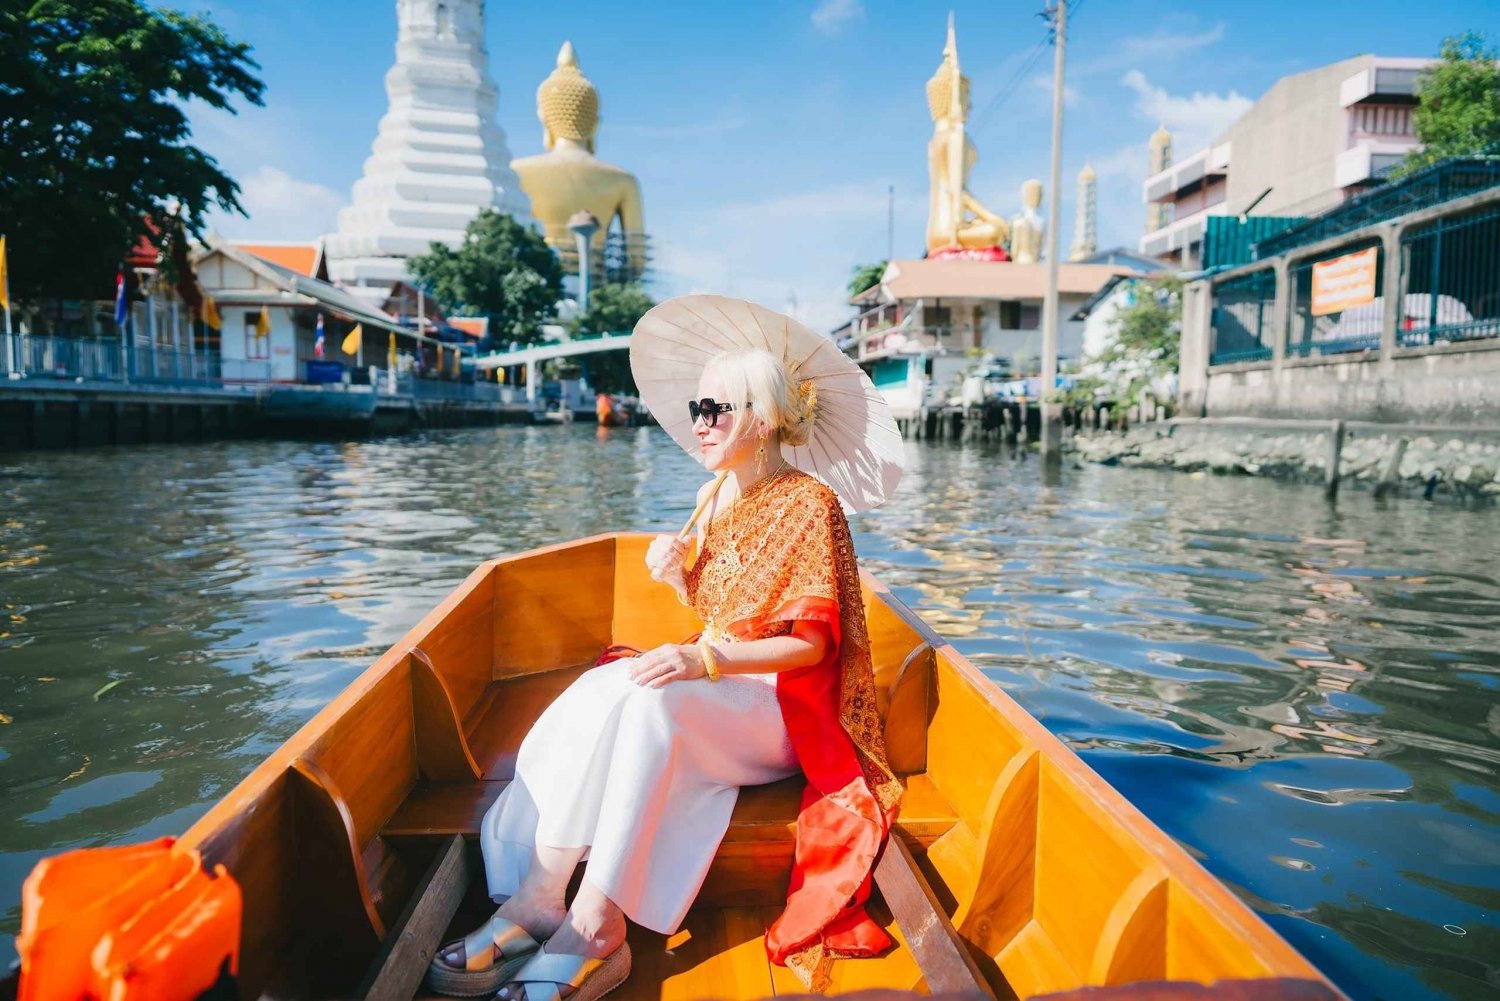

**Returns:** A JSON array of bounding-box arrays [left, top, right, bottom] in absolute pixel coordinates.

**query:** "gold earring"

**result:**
[[756, 433, 768, 475]]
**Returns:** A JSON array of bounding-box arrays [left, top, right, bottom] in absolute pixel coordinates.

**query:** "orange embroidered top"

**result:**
[[684, 468, 903, 989]]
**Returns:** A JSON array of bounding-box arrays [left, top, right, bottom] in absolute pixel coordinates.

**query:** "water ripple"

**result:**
[[1, 430, 1496, 999]]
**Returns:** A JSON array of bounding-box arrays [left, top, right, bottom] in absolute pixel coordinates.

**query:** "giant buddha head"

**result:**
[[537, 41, 599, 153], [926, 18, 969, 123]]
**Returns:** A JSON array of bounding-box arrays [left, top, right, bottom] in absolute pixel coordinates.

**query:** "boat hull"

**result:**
[[175, 533, 1340, 1000]]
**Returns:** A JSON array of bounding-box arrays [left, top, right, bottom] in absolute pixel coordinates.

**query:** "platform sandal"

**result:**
[[426, 913, 542, 997], [496, 941, 633, 1001]]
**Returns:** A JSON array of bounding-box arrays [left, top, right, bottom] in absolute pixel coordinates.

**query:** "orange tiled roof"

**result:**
[[233, 242, 321, 277], [448, 317, 488, 339]]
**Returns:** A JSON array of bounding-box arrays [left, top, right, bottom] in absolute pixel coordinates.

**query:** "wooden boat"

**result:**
[[175, 534, 1341, 1000]]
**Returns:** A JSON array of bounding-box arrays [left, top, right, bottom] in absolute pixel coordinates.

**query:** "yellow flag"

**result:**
[[201, 296, 222, 331], [341, 323, 363, 355], [388, 332, 397, 369], [0, 236, 9, 312], [255, 305, 271, 338]]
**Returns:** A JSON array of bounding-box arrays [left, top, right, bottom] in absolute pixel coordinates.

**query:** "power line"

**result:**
[[971, 0, 1085, 139]]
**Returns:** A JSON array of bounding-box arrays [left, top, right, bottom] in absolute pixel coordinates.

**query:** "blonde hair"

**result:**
[[702, 348, 814, 452]]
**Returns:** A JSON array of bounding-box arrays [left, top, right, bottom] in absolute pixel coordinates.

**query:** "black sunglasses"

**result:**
[[688, 397, 751, 428]]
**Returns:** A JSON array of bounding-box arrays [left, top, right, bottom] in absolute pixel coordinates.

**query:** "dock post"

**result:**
[[1325, 419, 1345, 500], [1374, 437, 1409, 499]]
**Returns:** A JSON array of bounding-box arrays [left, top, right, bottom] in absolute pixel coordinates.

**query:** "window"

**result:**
[[1000, 301, 1021, 329], [1020, 305, 1042, 329], [245, 313, 270, 359], [926, 305, 952, 336]]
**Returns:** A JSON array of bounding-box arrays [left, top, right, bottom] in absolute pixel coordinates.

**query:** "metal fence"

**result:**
[[132, 346, 220, 384], [411, 378, 505, 403], [7, 334, 125, 381], [1288, 241, 1385, 357], [2, 333, 221, 386], [1210, 269, 1277, 364], [1397, 203, 1500, 347], [1255, 154, 1500, 259]]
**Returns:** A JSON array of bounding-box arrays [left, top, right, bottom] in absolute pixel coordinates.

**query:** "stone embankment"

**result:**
[[1070, 426, 1500, 500]]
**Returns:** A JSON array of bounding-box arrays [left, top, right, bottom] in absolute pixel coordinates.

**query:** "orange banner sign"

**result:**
[[1311, 247, 1378, 316]]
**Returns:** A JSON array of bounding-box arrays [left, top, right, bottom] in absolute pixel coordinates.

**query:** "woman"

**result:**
[[428, 345, 902, 1001]]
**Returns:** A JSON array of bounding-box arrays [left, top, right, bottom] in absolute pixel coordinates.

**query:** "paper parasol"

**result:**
[[630, 295, 904, 513]]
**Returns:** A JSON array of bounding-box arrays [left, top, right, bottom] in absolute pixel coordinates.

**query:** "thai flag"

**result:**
[[113, 268, 127, 327], [314, 313, 325, 359]]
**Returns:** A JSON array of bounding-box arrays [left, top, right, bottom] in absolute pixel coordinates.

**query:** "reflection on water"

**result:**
[[1, 427, 1496, 999]]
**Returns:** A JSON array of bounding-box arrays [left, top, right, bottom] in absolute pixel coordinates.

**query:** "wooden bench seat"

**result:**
[[383, 774, 959, 908]]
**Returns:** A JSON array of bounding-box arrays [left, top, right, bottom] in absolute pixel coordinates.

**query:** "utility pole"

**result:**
[[1040, 0, 1067, 463]]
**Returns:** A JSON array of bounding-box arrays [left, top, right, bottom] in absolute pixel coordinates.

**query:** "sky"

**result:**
[[187, 0, 1499, 333]]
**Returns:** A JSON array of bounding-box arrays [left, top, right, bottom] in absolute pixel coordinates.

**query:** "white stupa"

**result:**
[[326, 0, 532, 301]]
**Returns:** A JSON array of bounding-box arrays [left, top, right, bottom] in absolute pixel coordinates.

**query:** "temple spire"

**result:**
[[326, 0, 531, 300]]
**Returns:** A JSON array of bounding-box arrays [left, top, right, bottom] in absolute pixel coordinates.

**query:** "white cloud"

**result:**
[[1121, 69, 1252, 152], [811, 0, 863, 36], [205, 166, 346, 242], [1029, 72, 1080, 107], [1112, 25, 1226, 66]]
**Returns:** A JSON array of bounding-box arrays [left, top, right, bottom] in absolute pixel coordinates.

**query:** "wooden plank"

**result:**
[[493, 536, 616, 677], [384, 775, 955, 848], [955, 749, 1039, 959], [287, 758, 385, 992], [873, 834, 993, 997], [465, 666, 591, 779], [611, 535, 705, 654], [384, 781, 510, 839], [296, 662, 419, 857], [883, 643, 933, 774], [411, 649, 483, 782], [1035, 762, 1159, 980], [358, 836, 477, 1001], [409, 565, 497, 724], [613, 906, 776, 1001], [1089, 870, 1168, 985]]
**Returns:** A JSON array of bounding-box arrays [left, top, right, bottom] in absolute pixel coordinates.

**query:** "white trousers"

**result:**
[[479, 659, 799, 934]]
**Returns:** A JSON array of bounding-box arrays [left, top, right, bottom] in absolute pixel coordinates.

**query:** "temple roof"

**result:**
[[852, 259, 1130, 305], [230, 241, 327, 280]]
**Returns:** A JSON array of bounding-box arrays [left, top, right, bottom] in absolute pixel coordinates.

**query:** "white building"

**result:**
[[194, 239, 433, 384], [838, 259, 1130, 416], [325, 0, 531, 304], [1142, 55, 1433, 268]]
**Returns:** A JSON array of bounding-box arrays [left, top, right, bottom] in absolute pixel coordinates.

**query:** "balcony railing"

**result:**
[[856, 326, 946, 360]]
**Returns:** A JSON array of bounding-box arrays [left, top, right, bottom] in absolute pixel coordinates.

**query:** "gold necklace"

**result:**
[[707, 464, 792, 639]]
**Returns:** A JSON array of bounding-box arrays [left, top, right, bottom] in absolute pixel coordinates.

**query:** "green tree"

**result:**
[[566, 282, 655, 338], [1395, 32, 1500, 177], [848, 260, 887, 298], [0, 1, 264, 300], [409, 210, 564, 347], [567, 282, 655, 395], [1089, 276, 1183, 409]]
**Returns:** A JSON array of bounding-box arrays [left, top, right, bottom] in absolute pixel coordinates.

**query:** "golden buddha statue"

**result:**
[[925, 17, 1009, 258], [1009, 179, 1045, 264], [512, 42, 646, 279]]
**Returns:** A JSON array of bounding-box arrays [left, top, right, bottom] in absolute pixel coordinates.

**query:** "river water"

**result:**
[[1, 426, 1496, 999]]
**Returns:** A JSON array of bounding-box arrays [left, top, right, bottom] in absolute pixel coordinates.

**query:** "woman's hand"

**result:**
[[627, 643, 706, 688], [644, 533, 689, 594]]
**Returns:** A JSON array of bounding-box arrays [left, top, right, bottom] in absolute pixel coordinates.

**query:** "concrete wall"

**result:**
[[1202, 344, 1500, 423], [1180, 187, 1500, 424], [1220, 56, 1368, 218]]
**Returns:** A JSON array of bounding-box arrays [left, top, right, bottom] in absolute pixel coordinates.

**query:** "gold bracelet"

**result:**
[[697, 637, 721, 682]]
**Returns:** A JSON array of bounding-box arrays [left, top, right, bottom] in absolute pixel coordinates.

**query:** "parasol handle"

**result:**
[[678, 471, 729, 541]]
